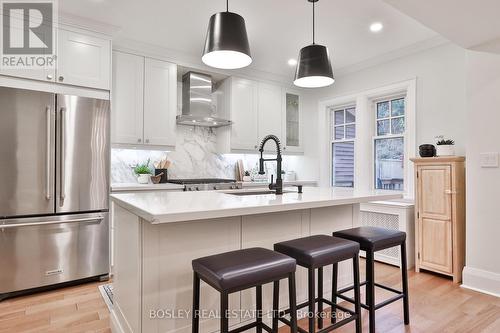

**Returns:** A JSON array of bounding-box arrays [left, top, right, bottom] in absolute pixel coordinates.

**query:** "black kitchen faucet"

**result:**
[[258, 134, 283, 195]]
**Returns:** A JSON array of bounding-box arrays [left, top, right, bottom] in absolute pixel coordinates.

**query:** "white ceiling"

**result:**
[[60, 0, 438, 80], [384, 0, 500, 53]]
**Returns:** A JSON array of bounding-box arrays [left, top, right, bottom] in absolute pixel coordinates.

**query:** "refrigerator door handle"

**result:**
[[45, 105, 51, 200], [0, 215, 104, 229], [59, 106, 66, 206]]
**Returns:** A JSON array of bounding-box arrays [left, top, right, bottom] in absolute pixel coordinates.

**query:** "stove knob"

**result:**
[[195, 187, 199, 191], [188, 187, 192, 191], [230, 185, 236, 189], [213, 185, 219, 190]]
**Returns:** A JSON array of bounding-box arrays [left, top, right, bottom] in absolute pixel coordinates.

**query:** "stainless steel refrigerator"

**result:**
[[0, 86, 110, 300]]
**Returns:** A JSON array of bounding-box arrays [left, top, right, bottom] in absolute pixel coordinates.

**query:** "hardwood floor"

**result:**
[[0, 281, 110, 333], [1, 262, 499, 332]]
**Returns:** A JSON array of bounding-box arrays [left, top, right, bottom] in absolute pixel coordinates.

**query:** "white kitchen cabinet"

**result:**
[[143, 58, 177, 146], [112, 51, 144, 145], [0, 27, 111, 90], [57, 29, 111, 90], [217, 77, 259, 151], [111, 51, 177, 147], [258, 83, 283, 149], [217, 77, 303, 154], [282, 90, 303, 153]]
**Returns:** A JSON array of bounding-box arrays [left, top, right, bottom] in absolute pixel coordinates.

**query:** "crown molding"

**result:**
[[59, 12, 122, 37], [334, 35, 450, 77]]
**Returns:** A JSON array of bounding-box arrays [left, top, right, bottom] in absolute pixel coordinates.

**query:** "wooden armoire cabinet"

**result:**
[[410, 157, 465, 283]]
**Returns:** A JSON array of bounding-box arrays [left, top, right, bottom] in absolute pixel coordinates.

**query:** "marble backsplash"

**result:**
[[111, 126, 301, 183]]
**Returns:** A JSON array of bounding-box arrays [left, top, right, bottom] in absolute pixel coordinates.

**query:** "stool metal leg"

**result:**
[[318, 267, 323, 329], [272, 280, 280, 333], [366, 250, 376, 333], [353, 255, 362, 333], [401, 242, 410, 325], [256, 285, 263, 333], [331, 263, 338, 324], [192, 272, 200, 333], [308, 268, 316, 333], [220, 291, 229, 333], [288, 272, 298, 333]]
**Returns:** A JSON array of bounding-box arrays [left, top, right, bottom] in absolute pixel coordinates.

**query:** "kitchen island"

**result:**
[[110, 187, 402, 333]]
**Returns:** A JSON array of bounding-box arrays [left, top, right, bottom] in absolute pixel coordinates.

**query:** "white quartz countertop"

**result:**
[[110, 180, 317, 192], [110, 187, 402, 224]]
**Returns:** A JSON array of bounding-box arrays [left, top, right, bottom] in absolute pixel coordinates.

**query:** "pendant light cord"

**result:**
[[226, 0, 229, 12], [312, 1, 316, 44]]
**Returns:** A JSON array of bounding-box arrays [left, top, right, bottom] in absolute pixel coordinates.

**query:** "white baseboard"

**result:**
[[462, 266, 500, 298]]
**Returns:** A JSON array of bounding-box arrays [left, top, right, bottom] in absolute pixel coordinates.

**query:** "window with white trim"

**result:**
[[330, 106, 355, 187], [374, 97, 405, 191]]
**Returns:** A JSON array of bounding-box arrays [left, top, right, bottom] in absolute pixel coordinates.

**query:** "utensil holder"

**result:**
[[155, 169, 168, 183]]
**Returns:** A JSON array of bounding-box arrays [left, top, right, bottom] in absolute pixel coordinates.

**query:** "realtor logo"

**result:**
[[1, 0, 57, 68]]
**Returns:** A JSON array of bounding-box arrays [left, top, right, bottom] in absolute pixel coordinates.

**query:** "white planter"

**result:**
[[436, 145, 455, 156], [137, 174, 151, 184]]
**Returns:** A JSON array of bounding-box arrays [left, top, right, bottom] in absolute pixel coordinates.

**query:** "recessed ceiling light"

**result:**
[[370, 22, 383, 33], [288, 58, 298, 66]]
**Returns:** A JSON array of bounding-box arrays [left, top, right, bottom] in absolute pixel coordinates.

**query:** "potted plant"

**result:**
[[134, 159, 152, 184], [435, 136, 455, 156]]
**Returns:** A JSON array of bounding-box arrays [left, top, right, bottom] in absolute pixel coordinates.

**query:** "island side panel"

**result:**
[[113, 204, 143, 333], [309, 204, 359, 298], [240, 209, 311, 327], [142, 217, 242, 333]]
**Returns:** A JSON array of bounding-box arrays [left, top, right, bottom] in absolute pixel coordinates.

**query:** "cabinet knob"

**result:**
[[137, 138, 142, 143], [47, 74, 53, 80], [145, 139, 150, 143], [58, 75, 64, 82]]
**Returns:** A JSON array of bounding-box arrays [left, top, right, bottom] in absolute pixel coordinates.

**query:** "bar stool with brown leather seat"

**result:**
[[274, 235, 362, 333], [332, 226, 409, 333], [192, 247, 298, 333]]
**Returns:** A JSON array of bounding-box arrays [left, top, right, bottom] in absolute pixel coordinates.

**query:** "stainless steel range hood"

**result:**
[[176, 71, 232, 128]]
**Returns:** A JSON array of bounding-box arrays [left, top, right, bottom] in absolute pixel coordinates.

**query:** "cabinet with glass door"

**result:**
[[282, 90, 303, 153]]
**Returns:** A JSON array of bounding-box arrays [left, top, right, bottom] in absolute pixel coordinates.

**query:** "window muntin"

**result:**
[[376, 98, 405, 136], [374, 97, 406, 191], [332, 107, 356, 141], [331, 106, 356, 187]]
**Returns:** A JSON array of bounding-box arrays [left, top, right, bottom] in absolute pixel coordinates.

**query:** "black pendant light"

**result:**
[[294, 0, 334, 88], [202, 0, 252, 69]]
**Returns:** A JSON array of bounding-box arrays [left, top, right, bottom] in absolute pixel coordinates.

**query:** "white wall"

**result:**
[[462, 50, 500, 296], [310, 43, 467, 187]]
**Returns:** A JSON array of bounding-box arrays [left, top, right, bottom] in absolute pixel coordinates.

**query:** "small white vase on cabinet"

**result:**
[[436, 145, 455, 156]]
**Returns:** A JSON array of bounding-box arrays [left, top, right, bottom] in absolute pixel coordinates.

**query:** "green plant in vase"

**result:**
[[134, 159, 152, 184]]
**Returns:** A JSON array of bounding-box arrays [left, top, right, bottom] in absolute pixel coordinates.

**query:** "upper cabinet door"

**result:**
[[0, 15, 56, 82], [143, 58, 177, 147], [282, 91, 303, 153], [231, 78, 259, 150], [258, 83, 282, 147], [111, 51, 144, 145], [57, 29, 111, 90]]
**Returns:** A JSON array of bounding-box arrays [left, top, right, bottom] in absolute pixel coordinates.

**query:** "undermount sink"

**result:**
[[226, 190, 294, 196]]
